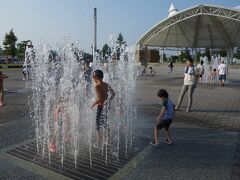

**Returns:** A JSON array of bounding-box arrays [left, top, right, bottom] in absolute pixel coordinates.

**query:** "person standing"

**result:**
[[168, 61, 174, 74], [83, 61, 92, 95], [208, 65, 213, 84], [0, 71, 8, 107], [150, 89, 175, 146], [142, 65, 147, 76], [175, 57, 196, 112], [210, 69, 218, 84], [91, 70, 115, 146], [196, 60, 204, 84], [218, 60, 228, 87], [149, 67, 156, 76], [23, 41, 34, 80]]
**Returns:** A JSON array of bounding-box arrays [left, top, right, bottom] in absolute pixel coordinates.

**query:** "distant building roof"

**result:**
[[137, 4, 240, 48]]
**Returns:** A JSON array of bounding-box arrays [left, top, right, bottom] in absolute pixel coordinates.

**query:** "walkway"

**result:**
[[0, 66, 239, 179]]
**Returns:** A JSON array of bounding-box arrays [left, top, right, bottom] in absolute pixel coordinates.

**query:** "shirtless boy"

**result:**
[[91, 69, 115, 145]]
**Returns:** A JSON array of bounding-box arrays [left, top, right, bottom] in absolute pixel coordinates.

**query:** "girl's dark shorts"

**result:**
[[156, 119, 173, 130]]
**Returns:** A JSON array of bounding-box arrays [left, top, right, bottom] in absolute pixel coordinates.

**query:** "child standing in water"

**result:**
[[0, 71, 8, 107], [49, 96, 68, 153], [91, 69, 115, 146], [211, 69, 218, 84], [150, 89, 175, 146], [208, 65, 213, 84]]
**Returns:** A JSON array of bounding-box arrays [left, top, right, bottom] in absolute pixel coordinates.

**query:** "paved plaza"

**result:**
[[0, 65, 239, 179]]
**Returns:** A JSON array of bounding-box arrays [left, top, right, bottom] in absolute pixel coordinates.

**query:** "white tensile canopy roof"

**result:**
[[137, 4, 240, 49]]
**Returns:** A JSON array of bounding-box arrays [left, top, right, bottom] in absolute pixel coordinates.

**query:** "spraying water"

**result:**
[[30, 38, 136, 167]]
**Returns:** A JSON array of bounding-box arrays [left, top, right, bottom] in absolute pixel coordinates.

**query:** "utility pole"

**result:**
[[93, 7, 97, 53]]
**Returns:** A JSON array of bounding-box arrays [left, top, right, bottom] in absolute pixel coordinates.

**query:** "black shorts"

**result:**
[[96, 106, 108, 131], [219, 75, 226, 80], [156, 119, 172, 130]]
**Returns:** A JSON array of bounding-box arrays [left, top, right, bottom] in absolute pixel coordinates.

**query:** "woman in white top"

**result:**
[[175, 57, 196, 112]]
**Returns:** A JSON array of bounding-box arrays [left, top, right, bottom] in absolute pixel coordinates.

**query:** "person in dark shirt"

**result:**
[[150, 89, 175, 146]]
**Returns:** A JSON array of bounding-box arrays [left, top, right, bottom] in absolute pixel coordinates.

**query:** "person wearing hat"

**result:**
[[23, 41, 34, 80]]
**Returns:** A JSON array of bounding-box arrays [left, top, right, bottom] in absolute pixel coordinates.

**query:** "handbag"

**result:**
[[184, 74, 194, 85]]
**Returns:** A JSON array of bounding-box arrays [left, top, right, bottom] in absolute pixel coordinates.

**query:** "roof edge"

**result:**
[[136, 4, 240, 46]]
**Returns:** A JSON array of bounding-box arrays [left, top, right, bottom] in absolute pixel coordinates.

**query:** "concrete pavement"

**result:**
[[126, 64, 240, 180], [0, 65, 239, 179]]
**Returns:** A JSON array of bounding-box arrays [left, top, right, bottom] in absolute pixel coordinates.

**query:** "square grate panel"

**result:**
[[7, 136, 150, 180]]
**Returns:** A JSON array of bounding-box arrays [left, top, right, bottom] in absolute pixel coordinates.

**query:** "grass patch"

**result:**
[[0, 64, 23, 69], [0, 63, 23, 66]]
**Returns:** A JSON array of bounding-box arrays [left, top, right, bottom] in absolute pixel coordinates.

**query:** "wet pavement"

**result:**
[[0, 65, 239, 179]]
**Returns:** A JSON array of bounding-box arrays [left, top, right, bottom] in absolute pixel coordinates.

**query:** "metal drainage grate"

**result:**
[[7, 136, 150, 180]]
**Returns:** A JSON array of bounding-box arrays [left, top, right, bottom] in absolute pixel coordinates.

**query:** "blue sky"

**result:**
[[0, 0, 239, 53]]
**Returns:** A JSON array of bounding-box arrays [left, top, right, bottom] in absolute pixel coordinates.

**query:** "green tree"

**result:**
[[82, 52, 93, 61], [178, 48, 191, 63], [101, 43, 111, 59], [116, 33, 126, 47], [234, 47, 240, 59], [202, 48, 211, 61], [184, 48, 191, 57], [219, 48, 227, 57], [17, 40, 30, 62], [195, 51, 202, 62], [96, 49, 101, 54], [3, 29, 18, 62], [170, 55, 178, 62], [163, 53, 167, 62], [116, 33, 127, 60], [0, 46, 3, 57]]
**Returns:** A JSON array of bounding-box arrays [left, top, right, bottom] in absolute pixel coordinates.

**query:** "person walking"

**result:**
[[150, 89, 175, 146], [168, 61, 174, 74], [218, 60, 228, 87], [175, 57, 196, 112]]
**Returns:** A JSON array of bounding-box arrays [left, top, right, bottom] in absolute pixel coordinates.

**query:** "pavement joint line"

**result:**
[[109, 145, 152, 180], [0, 138, 71, 180], [0, 138, 35, 153], [0, 153, 71, 180]]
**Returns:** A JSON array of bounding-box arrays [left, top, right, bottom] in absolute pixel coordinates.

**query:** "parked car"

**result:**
[[0, 58, 7, 64]]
